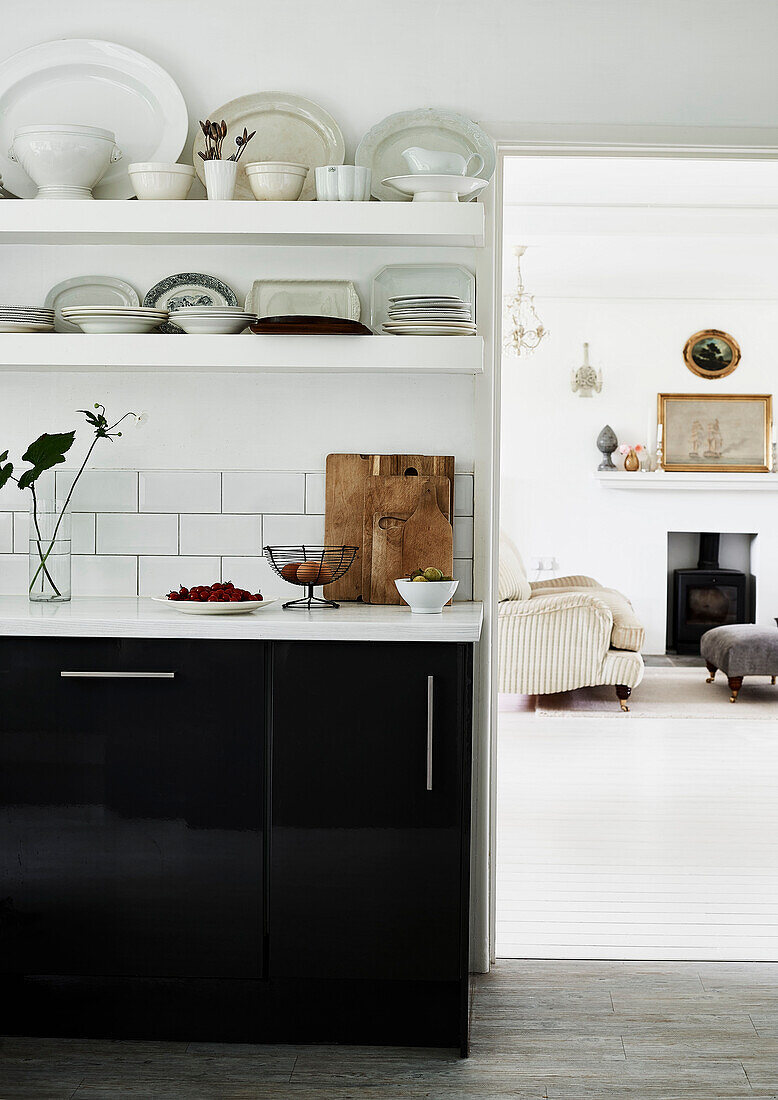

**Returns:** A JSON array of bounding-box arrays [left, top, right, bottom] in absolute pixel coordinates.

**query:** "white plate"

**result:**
[[245, 280, 361, 321], [371, 264, 475, 331], [69, 318, 163, 334], [383, 326, 477, 336], [356, 108, 495, 202], [0, 39, 188, 200], [152, 596, 277, 615], [192, 92, 344, 202], [384, 320, 476, 330], [45, 277, 140, 333], [143, 272, 239, 334], [0, 321, 53, 332], [382, 174, 489, 202]]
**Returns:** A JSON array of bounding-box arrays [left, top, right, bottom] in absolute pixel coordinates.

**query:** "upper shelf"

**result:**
[[0, 200, 485, 247], [595, 471, 778, 491]]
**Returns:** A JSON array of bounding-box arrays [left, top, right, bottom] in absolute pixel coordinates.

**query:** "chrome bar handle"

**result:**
[[426, 675, 434, 791], [60, 671, 176, 679]]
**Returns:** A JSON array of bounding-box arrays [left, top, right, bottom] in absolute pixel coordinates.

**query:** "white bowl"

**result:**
[[10, 124, 121, 200], [128, 162, 195, 201], [382, 174, 489, 203], [244, 161, 309, 201], [314, 164, 371, 201], [394, 578, 459, 614], [168, 311, 254, 334]]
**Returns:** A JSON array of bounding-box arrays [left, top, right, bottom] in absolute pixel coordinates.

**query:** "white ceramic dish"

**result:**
[[151, 596, 277, 615], [10, 123, 121, 200], [244, 161, 308, 201], [356, 108, 495, 202], [245, 280, 361, 321], [64, 315, 165, 334], [192, 92, 344, 201], [168, 311, 255, 335], [128, 162, 195, 201], [143, 273, 239, 333], [45, 277, 139, 332], [395, 578, 458, 614], [0, 321, 54, 332], [401, 146, 484, 177], [371, 264, 475, 331], [383, 174, 489, 203], [314, 164, 371, 201], [0, 39, 188, 199]]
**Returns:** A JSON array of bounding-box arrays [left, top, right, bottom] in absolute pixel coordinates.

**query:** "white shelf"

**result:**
[[0, 333, 484, 374], [595, 471, 778, 491], [0, 200, 484, 247]]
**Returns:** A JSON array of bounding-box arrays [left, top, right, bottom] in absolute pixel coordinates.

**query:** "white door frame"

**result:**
[[475, 124, 778, 970]]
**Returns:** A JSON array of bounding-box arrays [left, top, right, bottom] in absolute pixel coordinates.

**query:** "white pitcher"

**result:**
[[402, 146, 484, 177]]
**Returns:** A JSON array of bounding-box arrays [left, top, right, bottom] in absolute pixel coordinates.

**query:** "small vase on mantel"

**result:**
[[623, 448, 640, 472]]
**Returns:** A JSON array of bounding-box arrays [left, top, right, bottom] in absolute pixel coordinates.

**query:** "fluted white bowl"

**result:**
[[128, 162, 195, 200]]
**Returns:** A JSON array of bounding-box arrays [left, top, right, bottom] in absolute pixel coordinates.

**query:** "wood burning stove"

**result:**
[[672, 533, 752, 654]]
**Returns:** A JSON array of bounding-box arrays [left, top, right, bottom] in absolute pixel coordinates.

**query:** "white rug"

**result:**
[[528, 666, 778, 719]]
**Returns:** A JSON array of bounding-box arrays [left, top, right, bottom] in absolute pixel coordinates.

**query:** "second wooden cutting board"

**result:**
[[363, 475, 451, 604]]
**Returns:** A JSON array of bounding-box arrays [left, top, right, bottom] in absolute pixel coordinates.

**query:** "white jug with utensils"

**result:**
[[402, 146, 484, 177]]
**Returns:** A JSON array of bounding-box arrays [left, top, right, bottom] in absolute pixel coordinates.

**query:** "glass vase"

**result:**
[[28, 498, 71, 603]]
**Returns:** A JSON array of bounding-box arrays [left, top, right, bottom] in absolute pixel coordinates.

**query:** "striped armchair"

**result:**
[[498, 533, 644, 711]]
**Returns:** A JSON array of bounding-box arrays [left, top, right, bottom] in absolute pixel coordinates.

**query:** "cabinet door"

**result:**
[[0, 638, 265, 981], [270, 640, 471, 981]]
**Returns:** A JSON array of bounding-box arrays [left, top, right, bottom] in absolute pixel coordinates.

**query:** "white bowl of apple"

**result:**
[[395, 567, 458, 614]]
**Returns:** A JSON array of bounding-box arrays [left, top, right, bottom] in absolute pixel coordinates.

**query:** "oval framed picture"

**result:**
[[683, 329, 740, 380]]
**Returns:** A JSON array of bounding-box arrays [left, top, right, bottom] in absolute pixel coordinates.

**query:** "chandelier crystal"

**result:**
[[502, 245, 547, 357]]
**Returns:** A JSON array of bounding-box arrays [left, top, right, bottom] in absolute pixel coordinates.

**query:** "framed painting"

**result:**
[[683, 329, 740, 380], [658, 393, 772, 473]]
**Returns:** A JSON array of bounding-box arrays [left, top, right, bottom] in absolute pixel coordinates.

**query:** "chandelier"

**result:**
[[502, 245, 547, 357]]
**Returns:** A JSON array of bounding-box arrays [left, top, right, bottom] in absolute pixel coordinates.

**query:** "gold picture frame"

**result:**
[[658, 393, 772, 473], [683, 329, 740, 380]]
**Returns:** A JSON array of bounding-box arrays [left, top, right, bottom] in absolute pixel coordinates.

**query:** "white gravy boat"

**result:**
[[402, 146, 484, 177]]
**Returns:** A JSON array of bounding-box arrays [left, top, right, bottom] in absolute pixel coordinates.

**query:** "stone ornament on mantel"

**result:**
[[596, 424, 618, 470]]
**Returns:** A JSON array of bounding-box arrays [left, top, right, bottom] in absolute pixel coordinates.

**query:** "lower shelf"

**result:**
[[595, 471, 778, 490], [0, 333, 484, 374]]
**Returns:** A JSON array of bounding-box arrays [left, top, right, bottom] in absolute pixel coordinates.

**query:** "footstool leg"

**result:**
[[615, 685, 631, 712], [705, 662, 717, 683], [728, 675, 743, 703], [772, 676, 776, 686]]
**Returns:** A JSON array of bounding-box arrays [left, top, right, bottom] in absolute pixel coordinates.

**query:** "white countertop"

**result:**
[[0, 597, 483, 643]]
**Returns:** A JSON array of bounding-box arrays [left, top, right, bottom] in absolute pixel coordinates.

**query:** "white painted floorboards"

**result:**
[[497, 704, 778, 960]]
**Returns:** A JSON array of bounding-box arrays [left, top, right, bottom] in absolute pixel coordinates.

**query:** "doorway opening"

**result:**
[[495, 151, 778, 960]]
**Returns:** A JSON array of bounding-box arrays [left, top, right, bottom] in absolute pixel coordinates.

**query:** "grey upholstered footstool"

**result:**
[[700, 624, 778, 702]]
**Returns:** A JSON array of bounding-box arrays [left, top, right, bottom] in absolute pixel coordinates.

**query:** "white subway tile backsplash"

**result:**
[[56, 470, 138, 512], [180, 514, 262, 555], [138, 556, 222, 596], [454, 474, 474, 517], [0, 513, 12, 553], [14, 511, 95, 555], [222, 472, 305, 515], [263, 513, 325, 547], [97, 513, 178, 555], [453, 517, 474, 558], [0, 554, 27, 594], [305, 473, 326, 514], [73, 556, 137, 596], [221, 556, 282, 599], [140, 471, 221, 514], [453, 558, 474, 601]]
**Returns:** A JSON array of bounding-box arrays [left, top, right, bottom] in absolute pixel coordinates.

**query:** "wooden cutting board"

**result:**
[[325, 453, 454, 600], [362, 475, 451, 603], [401, 480, 453, 585]]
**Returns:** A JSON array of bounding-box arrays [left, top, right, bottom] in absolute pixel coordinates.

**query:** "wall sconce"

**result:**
[[571, 342, 602, 397]]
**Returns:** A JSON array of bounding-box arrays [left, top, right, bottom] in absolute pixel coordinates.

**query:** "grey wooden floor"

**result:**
[[3, 961, 778, 1098]]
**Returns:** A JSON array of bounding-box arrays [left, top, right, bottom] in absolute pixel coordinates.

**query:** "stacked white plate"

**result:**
[[167, 306, 257, 335], [61, 306, 168, 334], [382, 295, 476, 336], [0, 306, 55, 333]]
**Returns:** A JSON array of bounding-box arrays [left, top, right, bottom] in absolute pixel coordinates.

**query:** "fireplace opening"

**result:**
[[667, 532, 755, 654]]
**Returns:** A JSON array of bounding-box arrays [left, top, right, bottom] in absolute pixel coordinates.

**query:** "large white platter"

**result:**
[[356, 108, 495, 202], [45, 276, 140, 333], [192, 92, 344, 202], [371, 263, 475, 331], [0, 39, 188, 200], [151, 597, 277, 615], [245, 279, 361, 320]]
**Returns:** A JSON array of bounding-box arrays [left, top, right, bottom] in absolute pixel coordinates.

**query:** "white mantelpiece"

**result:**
[[595, 472, 778, 491]]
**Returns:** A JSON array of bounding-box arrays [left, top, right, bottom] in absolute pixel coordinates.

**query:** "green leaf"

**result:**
[[0, 452, 13, 489], [18, 431, 76, 490]]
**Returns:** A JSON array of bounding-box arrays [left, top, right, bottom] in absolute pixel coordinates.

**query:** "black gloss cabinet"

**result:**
[[0, 635, 473, 1051]]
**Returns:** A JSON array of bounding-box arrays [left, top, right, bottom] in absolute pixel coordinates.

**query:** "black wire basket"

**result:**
[[263, 545, 358, 610]]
